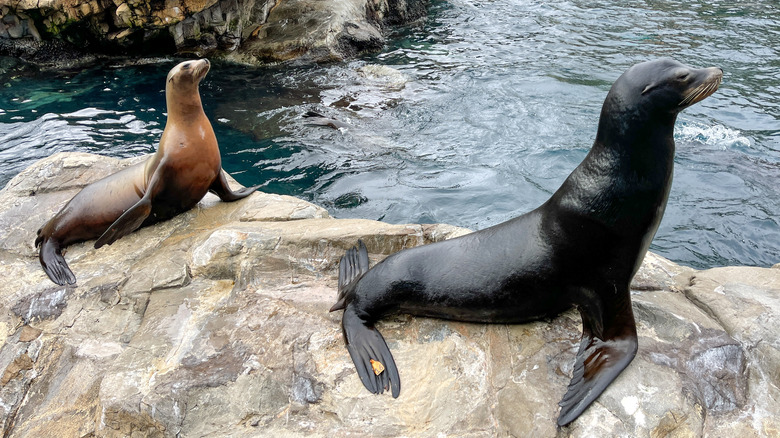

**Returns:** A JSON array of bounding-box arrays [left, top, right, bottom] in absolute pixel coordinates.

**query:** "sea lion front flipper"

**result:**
[[36, 235, 77, 285], [209, 170, 259, 202], [557, 288, 638, 426], [95, 160, 172, 249], [343, 305, 401, 398], [94, 196, 152, 249]]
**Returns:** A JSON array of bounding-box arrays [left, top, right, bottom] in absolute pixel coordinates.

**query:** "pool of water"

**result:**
[[1, 0, 778, 269]]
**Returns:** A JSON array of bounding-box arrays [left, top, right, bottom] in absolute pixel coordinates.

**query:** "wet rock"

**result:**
[[358, 64, 410, 90], [1, 0, 429, 67], [10, 286, 71, 323], [0, 152, 777, 436]]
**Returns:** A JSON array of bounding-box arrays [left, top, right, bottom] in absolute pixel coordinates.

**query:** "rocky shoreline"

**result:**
[[0, 152, 777, 436], [0, 0, 428, 68]]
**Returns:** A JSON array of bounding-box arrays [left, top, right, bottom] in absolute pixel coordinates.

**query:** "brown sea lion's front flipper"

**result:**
[[209, 170, 259, 202], [557, 286, 638, 426], [94, 195, 152, 249], [95, 161, 171, 249]]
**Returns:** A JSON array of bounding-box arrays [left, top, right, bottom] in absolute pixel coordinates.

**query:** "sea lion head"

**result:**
[[165, 59, 211, 113], [608, 59, 722, 117], [166, 59, 210, 87], [597, 59, 722, 143]]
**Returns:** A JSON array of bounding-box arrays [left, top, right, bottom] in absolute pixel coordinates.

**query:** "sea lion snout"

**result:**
[[193, 58, 210, 81], [679, 66, 722, 108]]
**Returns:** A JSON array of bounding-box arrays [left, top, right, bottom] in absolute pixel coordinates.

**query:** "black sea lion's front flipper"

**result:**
[[94, 196, 153, 249], [557, 287, 638, 426], [209, 170, 259, 202], [343, 306, 401, 398], [36, 235, 77, 285]]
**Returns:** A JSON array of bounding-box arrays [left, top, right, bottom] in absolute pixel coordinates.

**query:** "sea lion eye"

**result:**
[[182, 63, 191, 70], [677, 72, 690, 81]]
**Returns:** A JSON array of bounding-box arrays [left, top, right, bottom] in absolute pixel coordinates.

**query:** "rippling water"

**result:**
[[1, 0, 778, 269]]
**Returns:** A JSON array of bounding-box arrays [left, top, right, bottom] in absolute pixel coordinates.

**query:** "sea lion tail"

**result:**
[[329, 240, 369, 312], [36, 234, 77, 286], [342, 304, 401, 398]]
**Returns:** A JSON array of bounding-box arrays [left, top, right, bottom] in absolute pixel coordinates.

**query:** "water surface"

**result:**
[[1, 0, 778, 269]]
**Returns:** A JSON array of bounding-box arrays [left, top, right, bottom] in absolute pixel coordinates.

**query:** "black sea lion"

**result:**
[[35, 59, 258, 286], [330, 59, 723, 426]]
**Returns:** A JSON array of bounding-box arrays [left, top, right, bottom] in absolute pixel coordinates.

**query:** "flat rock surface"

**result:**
[[0, 153, 777, 437]]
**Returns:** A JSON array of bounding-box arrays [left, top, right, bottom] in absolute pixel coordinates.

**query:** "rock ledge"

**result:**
[[0, 152, 777, 437]]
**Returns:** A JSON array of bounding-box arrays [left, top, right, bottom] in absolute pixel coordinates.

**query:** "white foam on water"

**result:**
[[62, 107, 131, 118], [675, 122, 751, 149]]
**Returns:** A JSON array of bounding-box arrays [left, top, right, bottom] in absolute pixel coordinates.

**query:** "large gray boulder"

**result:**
[[0, 152, 777, 436]]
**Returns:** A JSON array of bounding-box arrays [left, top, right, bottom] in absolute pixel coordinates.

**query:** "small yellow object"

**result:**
[[370, 359, 385, 375]]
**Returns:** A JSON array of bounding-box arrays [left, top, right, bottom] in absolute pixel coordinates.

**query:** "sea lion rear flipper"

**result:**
[[94, 197, 152, 249], [332, 241, 400, 396], [343, 305, 401, 398], [557, 289, 638, 426], [330, 240, 370, 312], [209, 170, 259, 202], [37, 236, 77, 285]]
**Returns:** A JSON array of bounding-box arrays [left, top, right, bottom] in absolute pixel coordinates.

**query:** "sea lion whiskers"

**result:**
[[679, 70, 722, 107], [679, 81, 713, 107]]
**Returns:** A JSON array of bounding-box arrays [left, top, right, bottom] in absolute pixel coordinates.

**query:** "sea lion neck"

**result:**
[[592, 89, 678, 173], [165, 84, 206, 122], [596, 83, 677, 141], [164, 59, 210, 122]]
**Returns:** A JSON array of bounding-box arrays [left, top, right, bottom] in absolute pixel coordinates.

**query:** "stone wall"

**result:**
[[0, 0, 428, 67], [0, 152, 778, 436]]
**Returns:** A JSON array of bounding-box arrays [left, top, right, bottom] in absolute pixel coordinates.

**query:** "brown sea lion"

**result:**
[[35, 59, 258, 286], [331, 59, 723, 426]]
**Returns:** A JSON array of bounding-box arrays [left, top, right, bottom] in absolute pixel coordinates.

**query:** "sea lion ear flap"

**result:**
[[641, 83, 655, 95]]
